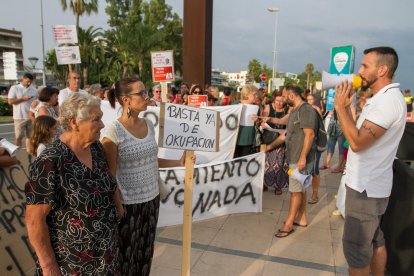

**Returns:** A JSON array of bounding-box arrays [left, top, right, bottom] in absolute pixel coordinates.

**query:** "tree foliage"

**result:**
[[44, 48, 68, 86], [247, 59, 261, 83], [60, 0, 98, 28], [305, 63, 314, 89], [104, 0, 183, 87]]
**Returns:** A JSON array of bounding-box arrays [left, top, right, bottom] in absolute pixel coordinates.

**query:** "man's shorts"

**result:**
[[14, 119, 33, 140], [288, 161, 314, 193], [342, 186, 389, 268]]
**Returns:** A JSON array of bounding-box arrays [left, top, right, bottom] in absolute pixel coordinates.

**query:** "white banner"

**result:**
[[142, 105, 242, 163], [100, 104, 243, 164], [158, 152, 264, 227]]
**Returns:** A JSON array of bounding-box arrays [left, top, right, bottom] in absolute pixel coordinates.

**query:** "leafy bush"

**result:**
[[0, 97, 12, 116]]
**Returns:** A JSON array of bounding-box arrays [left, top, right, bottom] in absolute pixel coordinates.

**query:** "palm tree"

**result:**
[[77, 26, 104, 85], [60, 0, 98, 28], [129, 22, 163, 79], [248, 59, 261, 83], [109, 28, 136, 78], [305, 63, 314, 90]]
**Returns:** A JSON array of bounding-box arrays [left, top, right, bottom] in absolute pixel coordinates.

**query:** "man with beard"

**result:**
[[266, 84, 316, 237], [334, 47, 406, 276]]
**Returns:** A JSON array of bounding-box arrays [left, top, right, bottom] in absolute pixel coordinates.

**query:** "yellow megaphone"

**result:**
[[322, 71, 362, 90]]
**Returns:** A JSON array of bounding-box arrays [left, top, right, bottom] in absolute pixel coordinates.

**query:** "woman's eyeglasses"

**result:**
[[129, 90, 147, 97], [193, 90, 202, 94]]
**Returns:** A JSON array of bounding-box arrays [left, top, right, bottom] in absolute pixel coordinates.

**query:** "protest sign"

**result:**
[[100, 104, 243, 163], [158, 152, 264, 227], [52, 25, 78, 45], [55, 46, 81, 65], [159, 103, 220, 152], [3, 52, 17, 80], [151, 50, 175, 82], [188, 95, 208, 107], [0, 152, 36, 275]]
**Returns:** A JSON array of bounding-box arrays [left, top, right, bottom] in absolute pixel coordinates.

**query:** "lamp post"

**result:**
[[28, 56, 39, 70], [267, 7, 280, 91], [40, 0, 46, 86]]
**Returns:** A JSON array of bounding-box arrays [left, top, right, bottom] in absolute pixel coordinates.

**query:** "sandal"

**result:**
[[293, 222, 308, 227], [308, 197, 319, 204], [319, 165, 330, 170], [275, 228, 294, 238], [331, 167, 343, 174]]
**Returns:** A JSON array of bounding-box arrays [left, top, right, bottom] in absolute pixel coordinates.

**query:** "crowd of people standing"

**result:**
[[0, 45, 408, 275]]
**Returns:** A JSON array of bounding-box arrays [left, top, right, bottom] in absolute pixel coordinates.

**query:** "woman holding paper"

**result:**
[[102, 78, 189, 276], [261, 94, 290, 195], [234, 84, 260, 158]]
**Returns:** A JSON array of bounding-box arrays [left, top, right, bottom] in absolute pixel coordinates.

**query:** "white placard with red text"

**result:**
[[151, 50, 175, 82], [52, 25, 78, 44]]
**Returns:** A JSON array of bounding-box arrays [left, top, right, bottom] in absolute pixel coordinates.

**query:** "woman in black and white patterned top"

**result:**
[[25, 92, 119, 275], [102, 78, 187, 276]]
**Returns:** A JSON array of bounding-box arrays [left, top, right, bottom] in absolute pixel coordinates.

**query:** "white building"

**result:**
[[222, 70, 248, 88], [211, 68, 227, 87]]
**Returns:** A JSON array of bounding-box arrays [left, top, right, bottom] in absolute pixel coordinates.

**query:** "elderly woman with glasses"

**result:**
[[102, 78, 188, 276], [25, 92, 120, 275]]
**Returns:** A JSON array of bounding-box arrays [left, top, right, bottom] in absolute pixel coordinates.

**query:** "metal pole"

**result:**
[[267, 8, 280, 91], [40, 0, 46, 86]]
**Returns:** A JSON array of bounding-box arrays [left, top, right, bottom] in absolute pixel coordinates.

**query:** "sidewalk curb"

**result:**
[[0, 120, 13, 124]]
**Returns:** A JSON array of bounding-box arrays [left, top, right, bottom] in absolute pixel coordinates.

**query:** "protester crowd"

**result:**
[[0, 46, 408, 276]]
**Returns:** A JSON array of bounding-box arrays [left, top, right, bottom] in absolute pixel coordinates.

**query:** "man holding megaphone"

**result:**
[[334, 47, 406, 276]]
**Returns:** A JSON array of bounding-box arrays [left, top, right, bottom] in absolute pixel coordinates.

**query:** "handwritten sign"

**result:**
[[151, 50, 175, 82], [2, 52, 17, 80], [159, 103, 220, 152], [188, 95, 208, 108], [52, 25, 78, 44], [55, 46, 81, 65], [0, 151, 36, 275], [158, 152, 264, 227]]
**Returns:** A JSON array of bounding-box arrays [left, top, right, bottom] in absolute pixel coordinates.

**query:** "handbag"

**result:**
[[261, 129, 279, 145]]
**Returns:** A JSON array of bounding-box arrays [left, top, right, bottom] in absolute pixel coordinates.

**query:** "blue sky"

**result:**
[[1, 0, 413, 91]]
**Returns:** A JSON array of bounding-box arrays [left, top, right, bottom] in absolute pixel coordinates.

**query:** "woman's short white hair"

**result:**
[[59, 92, 101, 131], [240, 84, 257, 100]]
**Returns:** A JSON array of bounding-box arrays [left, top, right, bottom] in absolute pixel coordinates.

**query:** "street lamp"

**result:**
[[40, 0, 46, 86], [28, 56, 39, 70], [268, 7, 280, 91]]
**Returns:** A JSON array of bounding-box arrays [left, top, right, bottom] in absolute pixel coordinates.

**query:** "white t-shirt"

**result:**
[[101, 119, 159, 204], [58, 87, 86, 106], [346, 83, 406, 198], [8, 83, 38, 119], [37, 143, 46, 157]]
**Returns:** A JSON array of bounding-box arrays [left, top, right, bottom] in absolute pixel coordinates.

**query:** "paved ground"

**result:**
[[0, 122, 15, 142], [151, 162, 347, 275]]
